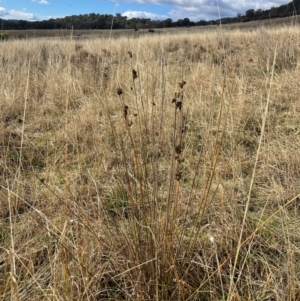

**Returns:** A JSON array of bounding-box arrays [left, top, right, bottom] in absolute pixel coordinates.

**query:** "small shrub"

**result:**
[[0, 33, 9, 41]]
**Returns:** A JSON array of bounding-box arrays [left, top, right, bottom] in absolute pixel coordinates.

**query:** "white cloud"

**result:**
[[116, 0, 289, 21], [123, 10, 168, 20], [32, 0, 51, 4], [0, 6, 39, 20]]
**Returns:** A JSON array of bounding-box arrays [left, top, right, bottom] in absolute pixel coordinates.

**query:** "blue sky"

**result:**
[[0, 0, 290, 22]]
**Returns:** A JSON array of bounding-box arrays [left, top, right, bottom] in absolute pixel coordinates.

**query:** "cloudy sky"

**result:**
[[0, 0, 290, 21]]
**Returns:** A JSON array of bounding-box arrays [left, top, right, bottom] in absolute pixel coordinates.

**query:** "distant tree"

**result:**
[[269, 6, 279, 18], [182, 18, 191, 26], [164, 18, 173, 27], [196, 20, 208, 26], [175, 18, 188, 27], [255, 9, 262, 17], [245, 9, 255, 18]]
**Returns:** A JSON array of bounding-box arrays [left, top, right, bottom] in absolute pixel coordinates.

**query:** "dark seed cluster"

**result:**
[[172, 92, 184, 111], [132, 69, 138, 80], [117, 88, 123, 96], [123, 105, 129, 119], [172, 80, 187, 181]]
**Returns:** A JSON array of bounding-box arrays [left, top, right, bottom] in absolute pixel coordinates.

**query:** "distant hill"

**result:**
[[1, 0, 299, 30]]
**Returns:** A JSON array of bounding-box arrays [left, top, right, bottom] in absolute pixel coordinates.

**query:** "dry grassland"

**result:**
[[4, 15, 300, 40], [0, 25, 300, 300]]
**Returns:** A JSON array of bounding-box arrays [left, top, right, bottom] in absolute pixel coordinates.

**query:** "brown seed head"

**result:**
[[182, 126, 187, 133], [175, 171, 182, 181], [117, 88, 123, 96], [123, 105, 129, 119], [128, 51, 133, 58], [132, 69, 138, 80], [175, 145, 182, 154], [178, 80, 187, 89], [176, 101, 182, 110]]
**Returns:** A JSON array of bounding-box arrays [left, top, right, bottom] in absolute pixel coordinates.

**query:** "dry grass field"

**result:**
[[0, 24, 300, 300], [4, 15, 300, 40]]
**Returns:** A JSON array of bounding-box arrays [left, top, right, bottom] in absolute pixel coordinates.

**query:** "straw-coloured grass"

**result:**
[[0, 25, 300, 300]]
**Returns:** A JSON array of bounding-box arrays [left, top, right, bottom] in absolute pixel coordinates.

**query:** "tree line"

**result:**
[[1, 0, 299, 30]]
